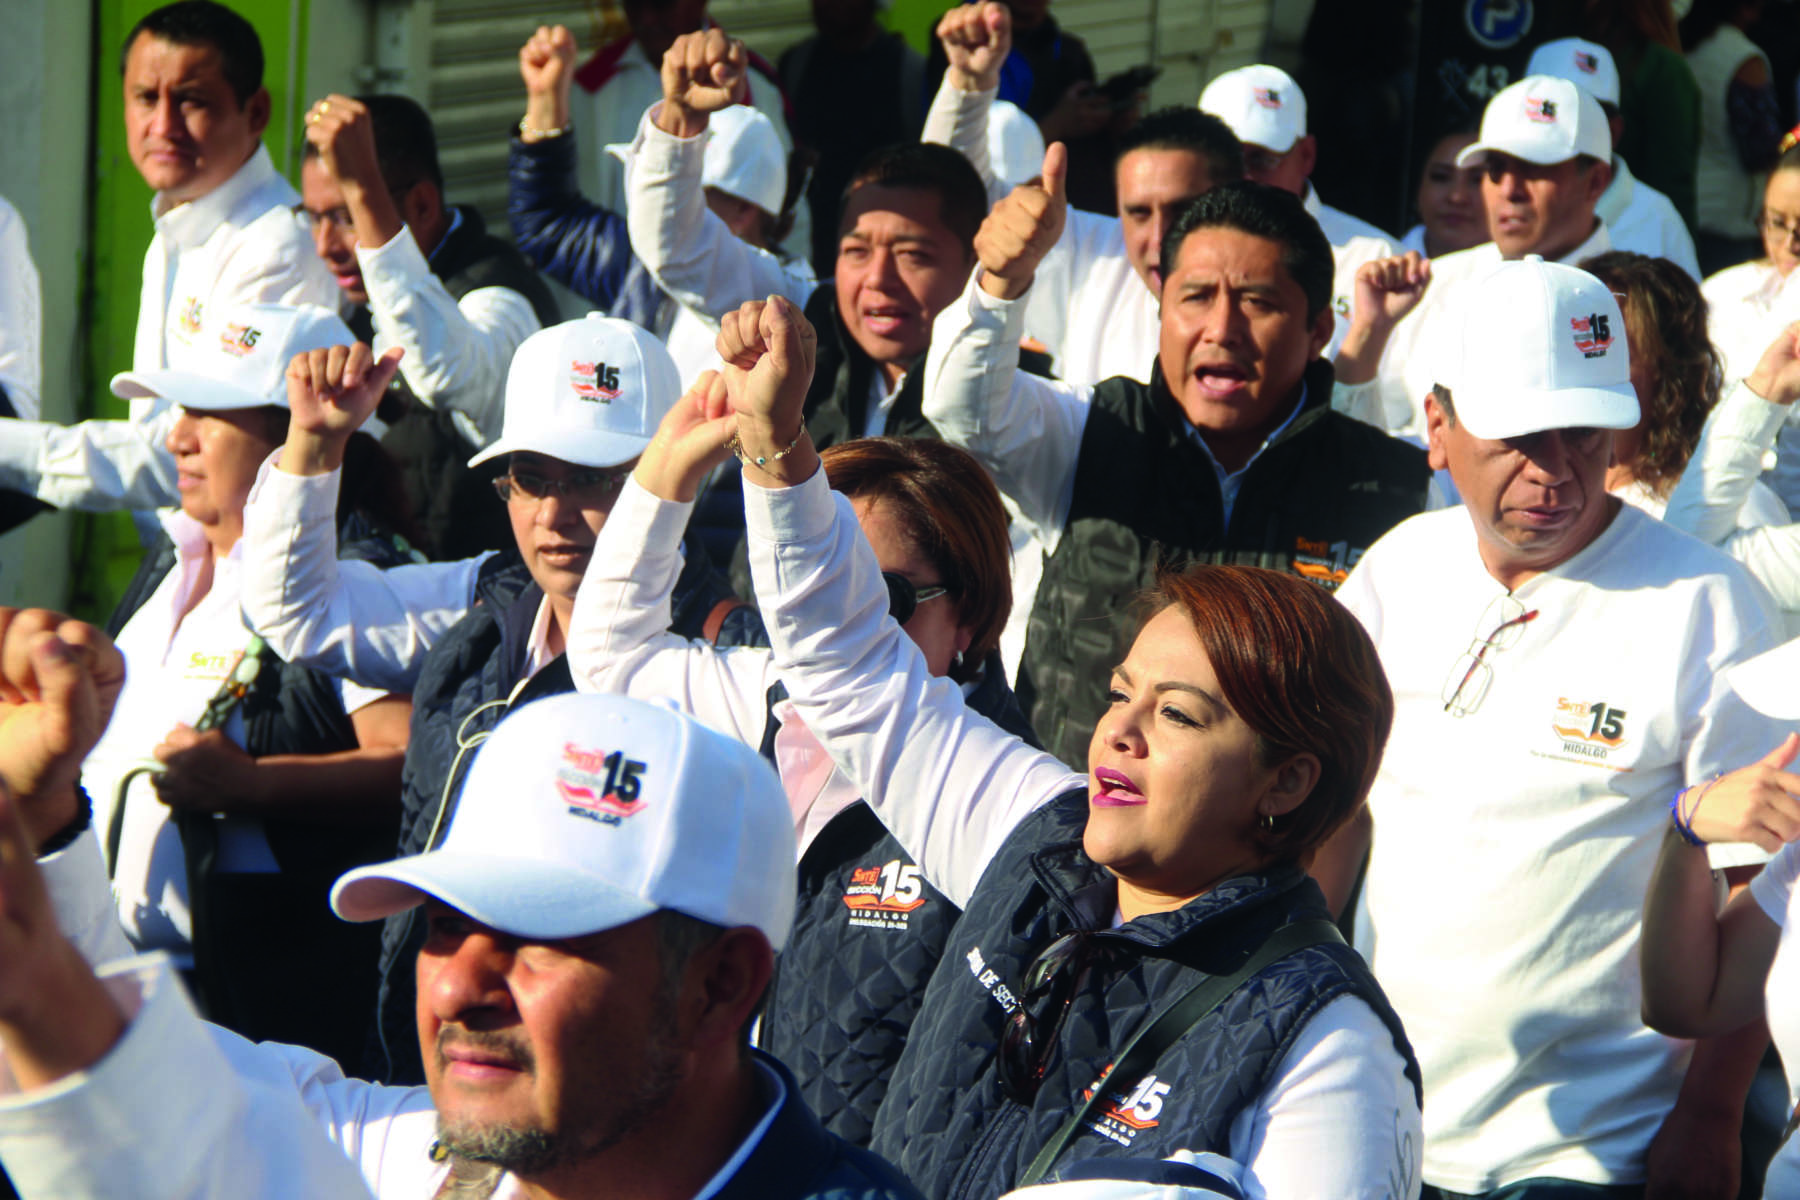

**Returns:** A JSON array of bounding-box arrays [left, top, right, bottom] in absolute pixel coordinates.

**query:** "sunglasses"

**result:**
[[492, 464, 631, 503], [996, 930, 1122, 1104], [882, 572, 952, 625]]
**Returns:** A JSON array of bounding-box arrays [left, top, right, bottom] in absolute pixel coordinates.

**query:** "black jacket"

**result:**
[[757, 653, 1038, 1147], [1020, 358, 1432, 765]]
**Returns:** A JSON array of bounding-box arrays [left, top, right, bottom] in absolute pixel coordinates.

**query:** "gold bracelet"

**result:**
[[518, 116, 571, 141], [726, 421, 807, 468]]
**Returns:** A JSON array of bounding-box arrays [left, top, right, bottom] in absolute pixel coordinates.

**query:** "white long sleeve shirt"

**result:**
[[357, 215, 543, 447], [622, 105, 817, 326], [0, 145, 337, 510], [0, 195, 42, 418], [1663, 381, 1800, 632], [239, 457, 489, 694], [741, 467, 1420, 1197], [1596, 156, 1700, 281]]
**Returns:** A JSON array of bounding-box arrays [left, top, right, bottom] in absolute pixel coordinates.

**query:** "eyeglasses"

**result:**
[[997, 931, 1120, 1104], [492, 464, 631, 504], [1763, 211, 1800, 244], [882, 572, 951, 625], [293, 203, 354, 235], [1441, 594, 1539, 717]]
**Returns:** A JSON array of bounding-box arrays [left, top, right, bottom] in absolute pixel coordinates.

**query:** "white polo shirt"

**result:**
[[0, 145, 336, 510], [1337, 504, 1784, 1191], [82, 510, 385, 963]]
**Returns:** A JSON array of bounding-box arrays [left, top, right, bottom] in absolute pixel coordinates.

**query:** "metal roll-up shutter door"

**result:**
[[426, 0, 813, 233]]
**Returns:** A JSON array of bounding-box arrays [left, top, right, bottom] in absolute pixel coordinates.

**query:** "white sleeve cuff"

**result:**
[[245, 454, 342, 529], [611, 475, 698, 549], [1716, 380, 1793, 447], [42, 830, 133, 967], [743, 464, 837, 547], [0, 418, 47, 492], [634, 102, 706, 169]]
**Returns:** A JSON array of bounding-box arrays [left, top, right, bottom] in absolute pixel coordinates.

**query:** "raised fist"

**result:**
[[716, 296, 818, 479], [1748, 320, 1800, 408], [519, 24, 578, 137], [939, 2, 1011, 93], [1351, 252, 1433, 332], [281, 343, 404, 476], [975, 143, 1068, 300], [303, 94, 383, 195], [658, 28, 747, 138]]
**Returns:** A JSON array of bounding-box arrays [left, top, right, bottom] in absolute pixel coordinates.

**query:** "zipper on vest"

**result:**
[[946, 1096, 1033, 1200]]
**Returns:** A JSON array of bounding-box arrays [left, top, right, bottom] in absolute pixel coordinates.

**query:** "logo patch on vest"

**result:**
[[1291, 536, 1363, 588], [1530, 696, 1630, 768], [843, 858, 928, 930], [555, 742, 647, 823], [965, 945, 1021, 1013], [1081, 1065, 1171, 1147]]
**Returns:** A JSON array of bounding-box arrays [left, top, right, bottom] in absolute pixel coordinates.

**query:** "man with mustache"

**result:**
[[0, 617, 918, 1200]]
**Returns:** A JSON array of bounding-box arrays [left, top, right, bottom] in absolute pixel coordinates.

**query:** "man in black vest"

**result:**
[[924, 162, 1433, 765], [300, 92, 559, 560]]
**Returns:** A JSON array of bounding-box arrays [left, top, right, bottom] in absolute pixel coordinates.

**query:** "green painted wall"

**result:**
[[73, 0, 310, 621]]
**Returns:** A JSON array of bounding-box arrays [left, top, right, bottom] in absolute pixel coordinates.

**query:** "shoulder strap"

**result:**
[[1018, 917, 1343, 1187], [703, 597, 750, 644]]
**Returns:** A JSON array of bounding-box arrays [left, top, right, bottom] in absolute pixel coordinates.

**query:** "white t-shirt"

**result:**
[[83, 511, 386, 961], [1751, 843, 1800, 1198], [1336, 503, 1786, 1192]]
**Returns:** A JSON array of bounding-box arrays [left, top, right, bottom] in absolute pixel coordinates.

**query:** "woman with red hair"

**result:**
[[592, 295, 1423, 1199]]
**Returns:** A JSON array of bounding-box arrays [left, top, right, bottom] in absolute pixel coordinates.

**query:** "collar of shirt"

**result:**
[[862, 368, 905, 439], [1181, 382, 1308, 523], [1302, 182, 1322, 220], [1596, 156, 1636, 228], [524, 592, 561, 677], [156, 507, 245, 607], [424, 206, 467, 268], [689, 1057, 787, 1200], [150, 142, 280, 246]]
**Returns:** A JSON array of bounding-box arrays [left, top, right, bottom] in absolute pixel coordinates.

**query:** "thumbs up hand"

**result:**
[[975, 142, 1069, 301]]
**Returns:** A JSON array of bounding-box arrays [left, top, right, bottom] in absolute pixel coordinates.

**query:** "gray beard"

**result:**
[[433, 1033, 685, 1178]]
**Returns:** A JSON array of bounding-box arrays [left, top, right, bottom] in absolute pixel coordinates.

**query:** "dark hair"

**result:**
[[840, 142, 988, 257], [1115, 107, 1246, 186], [120, 0, 264, 107], [1159, 180, 1334, 317], [1579, 250, 1720, 498], [300, 94, 445, 202], [820, 437, 1011, 683], [1144, 565, 1393, 864], [655, 910, 759, 1053], [1583, 0, 1681, 52]]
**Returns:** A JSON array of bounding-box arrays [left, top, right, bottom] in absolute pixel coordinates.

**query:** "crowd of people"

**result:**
[[6, 0, 1800, 1197]]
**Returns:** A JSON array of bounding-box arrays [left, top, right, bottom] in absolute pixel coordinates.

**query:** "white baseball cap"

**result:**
[[469, 314, 681, 469], [1725, 641, 1800, 720], [332, 692, 799, 948], [111, 303, 353, 412], [1527, 38, 1622, 108], [1432, 257, 1639, 440], [1457, 75, 1611, 168], [1198, 65, 1306, 153], [990, 99, 1048, 190], [703, 105, 788, 218]]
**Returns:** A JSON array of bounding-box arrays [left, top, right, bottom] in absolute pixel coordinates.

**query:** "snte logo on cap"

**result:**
[[1570, 312, 1614, 358], [570, 359, 622, 403], [1253, 87, 1281, 109], [556, 740, 649, 824], [1575, 51, 1599, 74], [219, 323, 261, 358], [178, 298, 204, 336], [1525, 96, 1557, 124]]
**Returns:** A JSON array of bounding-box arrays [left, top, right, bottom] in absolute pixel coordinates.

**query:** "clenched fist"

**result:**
[[658, 28, 747, 139]]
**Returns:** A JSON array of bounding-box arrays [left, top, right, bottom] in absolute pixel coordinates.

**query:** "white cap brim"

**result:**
[[110, 369, 283, 412], [1456, 140, 1570, 168], [332, 849, 660, 940], [1726, 641, 1800, 720], [1448, 381, 1639, 441], [468, 428, 653, 469]]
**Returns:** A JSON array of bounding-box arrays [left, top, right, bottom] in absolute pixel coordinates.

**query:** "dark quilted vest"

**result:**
[[360, 205, 562, 562], [368, 544, 765, 1083], [870, 790, 1420, 1200], [758, 652, 1039, 1147], [1020, 358, 1431, 766]]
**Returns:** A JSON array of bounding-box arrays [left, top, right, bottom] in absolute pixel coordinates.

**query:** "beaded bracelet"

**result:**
[[37, 782, 93, 857], [1669, 777, 1718, 847], [518, 116, 570, 141], [726, 421, 807, 468]]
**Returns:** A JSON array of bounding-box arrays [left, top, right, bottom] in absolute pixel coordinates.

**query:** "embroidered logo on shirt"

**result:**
[[555, 742, 647, 823], [842, 858, 929, 930], [1525, 96, 1557, 123], [1081, 1066, 1170, 1147], [570, 360, 622, 402], [219, 323, 261, 358], [965, 945, 1022, 1013], [1252, 87, 1281, 110], [1570, 313, 1613, 358], [1532, 696, 1631, 768], [1291, 536, 1363, 589], [177, 297, 204, 337]]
